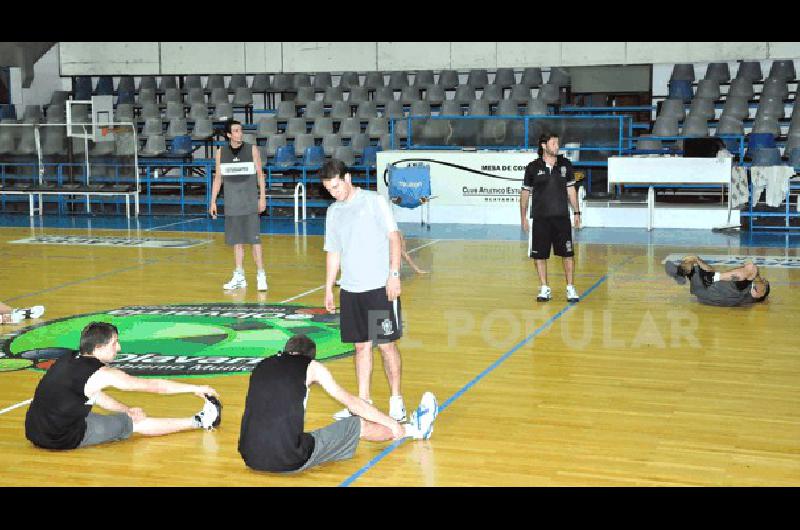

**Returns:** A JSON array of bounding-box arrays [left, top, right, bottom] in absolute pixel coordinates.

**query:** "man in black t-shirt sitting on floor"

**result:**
[[25, 322, 222, 451], [238, 334, 439, 473], [520, 132, 582, 303]]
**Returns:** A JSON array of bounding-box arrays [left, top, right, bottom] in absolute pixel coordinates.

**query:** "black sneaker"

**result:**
[[195, 394, 222, 430]]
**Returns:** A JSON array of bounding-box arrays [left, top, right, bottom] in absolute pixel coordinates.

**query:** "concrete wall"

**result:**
[[58, 42, 800, 75], [10, 44, 70, 112]]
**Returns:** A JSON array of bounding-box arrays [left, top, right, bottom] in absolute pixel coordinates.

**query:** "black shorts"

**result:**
[[529, 215, 574, 259], [340, 287, 403, 344]]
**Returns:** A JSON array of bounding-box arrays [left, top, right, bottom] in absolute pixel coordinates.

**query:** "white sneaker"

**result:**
[[194, 394, 222, 430], [333, 399, 372, 421], [256, 271, 268, 291], [223, 270, 246, 290], [28, 305, 45, 319], [4, 310, 24, 324], [389, 395, 407, 422], [536, 285, 552, 302], [566, 285, 580, 303], [409, 392, 438, 440]]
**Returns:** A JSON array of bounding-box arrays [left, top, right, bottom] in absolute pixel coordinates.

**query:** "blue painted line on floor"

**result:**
[[339, 255, 635, 487]]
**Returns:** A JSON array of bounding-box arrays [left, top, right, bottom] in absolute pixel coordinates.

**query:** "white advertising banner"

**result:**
[[376, 149, 538, 224]]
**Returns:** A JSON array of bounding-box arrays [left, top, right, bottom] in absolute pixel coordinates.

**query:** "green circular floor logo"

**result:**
[[0, 304, 352, 377]]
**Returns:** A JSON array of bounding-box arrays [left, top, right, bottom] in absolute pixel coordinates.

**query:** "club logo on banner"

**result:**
[[0, 304, 351, 376]]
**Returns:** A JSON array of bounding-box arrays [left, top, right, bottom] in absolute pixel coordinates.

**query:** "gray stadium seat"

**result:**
[[338, 71, 360, 89], [374, 87, 395, 104], [160, 76, 178, 91], [333, 145, 355, 166], [322, 133, 342, 156], [285, 117, 308, 137], [480, 84, 502, 103], [165, 101, 185, 120], [304, 101, 325, 119], [538, 83, 561, 104], [525, 97, 548, 116], [715, 115, 744, 136], [659, 98, 686, 120], [695, 79, 720, 100], [188, 88, 206, 105], [721, 96, 750, 120], [521, 67, 543, 88], [137, 88, 157, 105], [350, 133, 369, 156], [228, 74, 248, 92], [751, 114, 780, 135], [468, 100, 490, 116], [330, 101, 352, 119], [384, 100, 405, 118], [139, 117, 163, 139], [704, 63, 730, 82], [757, 95, 786, 119], [548, 67, 571, 87], [509, 84, 532, 104], [652, 116, 680, 137], [387, 71, 410, 90], [294, 73, 312, 89], [276, 100, 297, 119], [206, 75, 225, 91], [409, 101, 431, 117], [364, 71, 385, 90], [338, 118, 361, 137], [189, 103, 210, 122], [139, 76, 157, 91], [164, 88, 182, 105], [735, 61, 762, 81], [761, 78, 789, 99], [166, 117, 189, 139], [768, 60, 796, 81], [22, 105, 43, 123], [439, 100, 462, 116], [356, 101, 378, 119], [140, 103, 161, 122], [233, 87, 253, 106], [211, 88, 229, 105], [494, 68, 516, 88], [366, 117, 389, 138], [251, 74, 271, 91], [454, 85, 476, 103], [313, 72, 332, 90], [495, 99, 519, 116], [425, 85, 446, 105], [293, 133, 315, 156], [266, 134, 287, 157], [348, 86, 369, 104], [115, 104, 134, 123], [413, 70, 435, 88], [636, 134, 662, 151], [294, 86, 315, 104], [271, 74, 294, 92], [140, 134, 166, 156], [467, 69, 489, 88], [681, 114, 709, 137], [312, 117, 334, 136], [191, 118, 213, 140], [184, 75, 202, 91], [670, 64, 695, 81], [688, 97, 715, 120], [213, 102, 234, 121], [256, 116, 278, 138], [400, 86, 422, 104], [117, 77, 135, 94], [324, 87, 344, 104], [438, 70, 460, 89], [41, 127, 66, 156]]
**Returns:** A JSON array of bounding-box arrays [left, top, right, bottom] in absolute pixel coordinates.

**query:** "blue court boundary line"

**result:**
[[338, 254, 635, 487]]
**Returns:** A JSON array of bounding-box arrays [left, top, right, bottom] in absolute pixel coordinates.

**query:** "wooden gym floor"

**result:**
[[0, 220, 798, 486]]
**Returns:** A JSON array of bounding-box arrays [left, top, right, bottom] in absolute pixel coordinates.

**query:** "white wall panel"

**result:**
[[161, 42, 245, 74], [378, 42, 451, 71], [496, 42, 561, 68], [59, 42, 160, 75], [283, 42, 376, 72], [562, 42, 626, 66], [451, 42, 496, 69], [687, 42, 767, 62], [768, 42, 800, 59], [626, 42, 690, 64]]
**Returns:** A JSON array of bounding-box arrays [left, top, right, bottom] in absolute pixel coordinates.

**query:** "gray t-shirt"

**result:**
[[688, 266, 755, 306], [324, 188, 398, 293]]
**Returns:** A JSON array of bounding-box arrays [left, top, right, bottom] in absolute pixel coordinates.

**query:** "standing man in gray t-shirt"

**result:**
[[321, 159, 408, 423]]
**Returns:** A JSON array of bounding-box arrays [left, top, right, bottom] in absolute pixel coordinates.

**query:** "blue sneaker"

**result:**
[[409, 392, 438, 440]]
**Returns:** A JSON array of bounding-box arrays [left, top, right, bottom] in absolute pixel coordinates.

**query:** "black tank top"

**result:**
[[238, 354, 315, 472], [25, 354, 104, 450]]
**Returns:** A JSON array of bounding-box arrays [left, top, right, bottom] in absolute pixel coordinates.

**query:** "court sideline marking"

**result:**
[[338, 253, 636, 487], [0, 239, 440, 416]]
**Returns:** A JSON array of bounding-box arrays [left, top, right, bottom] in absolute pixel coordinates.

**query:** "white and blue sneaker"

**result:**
[[409, 392, 438, 440], [194, 394, 222, 430]]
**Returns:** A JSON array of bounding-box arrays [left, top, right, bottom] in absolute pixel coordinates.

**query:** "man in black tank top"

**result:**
[[209, 119, 268, 292], [25, 322, 223, 450], [238, 334, 440, 473], [665, 255, 771, 307]]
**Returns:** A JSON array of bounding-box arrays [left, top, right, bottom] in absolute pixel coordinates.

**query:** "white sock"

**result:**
[[403, 422, 422, 439], [257, 269, 266, 275], [713, 272, 721, 282], [235, 268, 244, 275]]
